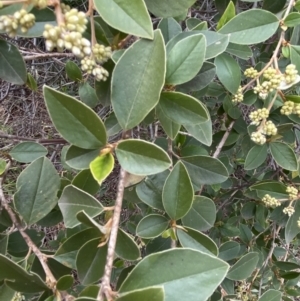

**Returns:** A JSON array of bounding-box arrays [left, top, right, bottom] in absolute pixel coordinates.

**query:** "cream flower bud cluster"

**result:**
[[262, 194, 281, 207], [30, 0, 48, 9], [286, 186, 298, 201], [283, 206, 295, 217], [249, 108, 269, 126], [244, 67, 258, 78], [232, 86, 243, 104], [92, 66, 109, 82], [43, 28, 91, 57], [251, 130, 266, 145], [43, 7, 90, 58], [280, 101, 300, 117], [92, 44, 112, 64], [61, 3, 71, 14], [262, 120, 277, 136], [284, 64, 298, 84], [81, 57, 96, 74], [0, 9, 35, 37], [64, 8, 87, 33]]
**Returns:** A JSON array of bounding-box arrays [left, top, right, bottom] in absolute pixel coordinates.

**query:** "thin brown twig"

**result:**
[[213, 120, 235, 158], [0, 131, 67, 144], [23, 53, 74, 61], [98, 167, 127, 301]]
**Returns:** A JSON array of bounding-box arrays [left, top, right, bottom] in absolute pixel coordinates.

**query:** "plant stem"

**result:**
[[98, 167, 127, 301]]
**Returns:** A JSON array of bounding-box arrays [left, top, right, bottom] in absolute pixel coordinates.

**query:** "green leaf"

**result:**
[[258, 290, 282, 301], [269, 142, 298, 171], [115, 228, 140, 261], [65, 146, 100, 170], [156, 104, 181, 140], [0, 254, 47, 293], [250, 181, 288, 199], [285, 12, 300, 27], [119, 248, 229, 301], [274, 261, 300, 271], [290, 45, 300, 74], [72, 169, 99, 195], [136, 170, 170, 210], [177, 227, 218, 256], [9, 142, 48, 163], [182, 156, 229, 187], [262, 0, 286, 13], [219, 241, 240, 261], [8, 229, 44, 257], [166, 33, 206, 85], [285, 200, 300, 244], [159, 92, 209, 126], [54, 228, 102, 268], [93, 0, 153, 39], [76, 238, 107, 285], [186, 18, 202, 30], [116, 140, 171, 176], [117, 287, 164, 301], [66, 61, 82, 81], [43, 86, 107, 149], [226, 252, 259, 280], [136, 214, 169, 239], [76, 211, 107, 235], [26, 73, 38, 91], [244, 144, 268, 170], [0, 39, 27, 85], [90, 153, 114, 185], [226, 43, 252, 60], [177, 62, 216, 93], [162, 161, 194, 220], [144, 0, 197, 17], [216, 1, 236, 30], [56, 275, 74, 291], [0, 159, 6, 176], [158, 18, 182, 43], [182, 196, 216, 231], [14, 157, 60, 225], [219, 9, 279, 45], [58, 185, 104, 228], [112, 30, 165, 129], [0, 284, 15, 301], [104, 112, 122, 137], [184, 118, 213, 146], [79, 83, 99, 108], [215, 53, 241, 94]]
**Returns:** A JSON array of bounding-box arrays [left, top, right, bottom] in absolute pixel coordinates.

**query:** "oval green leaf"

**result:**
[[116, 139, 171, 176], [177, 227, 218, 256], [43, 86, 107, 149], [244, 144, 268, 170], [215, 53, 241, 94], [93, 0, 153, 39], [119, 248, 229, 301], [159, 92, 209, 126], [269, 142, 298, 171], [112, 30, 165, 130], [136, 214, 169, 239], [226, 252, 259, 280], [219, 9, 279, 45], [58, 185, 104, 228], [72, 169, 99, 195], [90, 153, 114, 185], [166, 33, 206, 85], [76, 238, 107, 285], [258, 290, 282, 301], [181, 156, 229, 187], [184, 118, 213, 146], [115, 228, 140, 261], [0, 39, 26, 85], [285, 200, 300, 244], [9, 142, 48, 163], [56, 275, 74, 291], [158, 18, 182, 43], [14, 157, 60, 225], [182, 196, 216, 231], [162, 161, 194, 220], [218, 241, 240, 261], [117, 287, 164, 301]]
